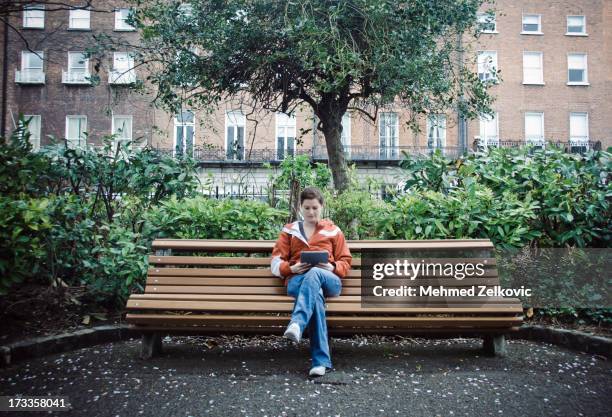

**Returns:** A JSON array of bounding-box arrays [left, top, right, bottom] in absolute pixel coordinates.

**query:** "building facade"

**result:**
[[1, 0, 610, 191]]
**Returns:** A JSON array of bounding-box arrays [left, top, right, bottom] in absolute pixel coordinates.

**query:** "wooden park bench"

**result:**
[[125, 239, 524, 359]]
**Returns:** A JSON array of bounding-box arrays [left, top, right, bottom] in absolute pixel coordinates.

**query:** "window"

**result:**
[[524, 112, 544, 144], [65, 116, 87, 149], [226, 111, 245, 160], [478, 51, 498, 82], [275, 113, 296, 160], [69, 8, 90, 29], [567, 16, 586, 35], [379, 112, 398, 158], [115, 8, 135, 31], [17, 51, 45, 83], [567, 54, 588, 84], [479, 113, 499, 147], [477, 12, 497, 33], [63, 52, 89, 84], [112, 115, 134, 151], [21, 115, 41, 151], [23, 4, 44, 28], [341, 112, 351, 157], [174, 111, 194, 156], [569, 113, 589, 143], [427, 114, 447, 152], [522, 14, 542, 34], [523, 52, 544, 84], [110, 52, 136, 84]]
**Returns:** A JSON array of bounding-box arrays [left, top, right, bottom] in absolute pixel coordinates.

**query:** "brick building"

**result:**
[[1, 0, 610, 191]]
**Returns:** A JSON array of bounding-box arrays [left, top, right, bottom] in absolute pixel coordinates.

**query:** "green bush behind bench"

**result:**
[[0, 122, 610, 325]]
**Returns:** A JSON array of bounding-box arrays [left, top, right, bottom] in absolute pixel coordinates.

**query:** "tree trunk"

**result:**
[[321, 115, 350, 192]]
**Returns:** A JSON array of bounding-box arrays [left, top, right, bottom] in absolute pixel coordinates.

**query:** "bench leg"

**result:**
[[482, 334, 507, 357], [141, 333, 163, 359]]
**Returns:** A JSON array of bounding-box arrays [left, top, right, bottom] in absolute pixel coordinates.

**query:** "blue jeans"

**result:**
[[286, 267, 342, 368]]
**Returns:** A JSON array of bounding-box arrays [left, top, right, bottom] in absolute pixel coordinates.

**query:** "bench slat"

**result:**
[[148, 256, 498, 267], [147, 269, 498, 279], [151, 239, 495, 252], [126, 299, 522, 312], [125, 313, 521, 327]]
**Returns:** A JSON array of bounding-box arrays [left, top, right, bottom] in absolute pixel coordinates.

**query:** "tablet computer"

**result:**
[[300, 251, 329, 265]]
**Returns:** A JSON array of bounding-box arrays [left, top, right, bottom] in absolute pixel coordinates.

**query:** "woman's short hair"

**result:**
[[300, 187, 324, 206]]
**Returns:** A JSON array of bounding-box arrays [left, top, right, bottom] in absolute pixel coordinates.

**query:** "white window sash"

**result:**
[[24, 4, 45, 28], [65, 116, 87, 148], [569, 113, 589, 142], [523, 52, 543, 84], [69, 9, 90, 29], [525, 113, 544, 142]]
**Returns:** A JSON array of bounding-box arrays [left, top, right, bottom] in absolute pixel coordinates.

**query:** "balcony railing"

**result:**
[[62, 70, 92, 85], [473, 137, 602, 152], [312, 145, 466, 160], [108, 69, 137, 84], [147, 145, 467, 163], [15, 70, 45, 84]]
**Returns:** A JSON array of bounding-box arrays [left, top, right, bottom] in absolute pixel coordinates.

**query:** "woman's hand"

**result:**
[[316, 262, 334, 272], [290, 262, 312, 274]]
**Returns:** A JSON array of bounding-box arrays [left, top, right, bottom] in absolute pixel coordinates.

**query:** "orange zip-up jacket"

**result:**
[[270, 219, 352, 285]]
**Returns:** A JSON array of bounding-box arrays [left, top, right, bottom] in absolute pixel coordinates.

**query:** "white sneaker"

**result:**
[[283, 322, 301, 343], [309, 366, 326, 377]]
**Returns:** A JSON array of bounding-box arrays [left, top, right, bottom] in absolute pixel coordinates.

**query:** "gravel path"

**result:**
[[1, 335, 610, 417]]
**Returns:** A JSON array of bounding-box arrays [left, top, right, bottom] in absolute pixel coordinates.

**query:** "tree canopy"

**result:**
[[123, 0, 494, 190]]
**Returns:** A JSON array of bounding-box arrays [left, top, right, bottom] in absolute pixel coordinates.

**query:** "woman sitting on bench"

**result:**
[[271, 187, 352, 377]]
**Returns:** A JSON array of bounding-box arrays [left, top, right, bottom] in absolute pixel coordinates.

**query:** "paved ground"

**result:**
[[0, 335, 611, 417]]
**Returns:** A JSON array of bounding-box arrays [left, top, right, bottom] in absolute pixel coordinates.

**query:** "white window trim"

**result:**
[[477, 12, 498, 34], [112, 115, 134, 145], [65, 115, 87, 148], [569, 112, 589, 144], [521, 13, 543, 35], [68, 8, 91, 30], [477, 50, 498, 82], [173, 112, 196, 156], [274, 112, 297, 160], [21, 50, 44, 71], [427, 114, 447, 150], [567, 53, 589, 86], [23, 115, 41, 151], [566, 15, 587, 36], [224, 111, 245, 160], [341, 112, 351, 148], [524, 112, 545, 144], [379, 112, 399, 157], [23, 4, 45, 29], [114, 8, 135, 31], [478, 113, 499, 147], [522, 51, 545, 85]]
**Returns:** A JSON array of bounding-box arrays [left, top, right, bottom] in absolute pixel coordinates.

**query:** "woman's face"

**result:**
[[301, 198, 323, 224]]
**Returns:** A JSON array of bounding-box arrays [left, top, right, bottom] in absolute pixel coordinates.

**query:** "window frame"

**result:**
[[427, 114, 447, 152], [522, 51, 544, 85], [341, 112, 351, 155], [379, 112, 399, 159], [112, 115, 134, 151], [225, 111, 245, 161], [521, 14, 542, 35], [567, 53, 589, 85], [23, 4, 45, 29], [524, 112, 545, 144], [569, 112, 589, 144], [477, 50, 498, 83], [114, 8, 135, 31], [69, 8, 91, 30], [22, 115, 42, 151], [566, 15, 587, 36], [477, 12, 497, 33], [65, 115, 88, 149], [275, 112, 296, 161], [173, 111, 195, 157], [479, 112, 499, 147]]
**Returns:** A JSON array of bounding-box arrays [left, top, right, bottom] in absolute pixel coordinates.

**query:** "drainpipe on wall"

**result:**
[[1, 17, 8, 137], [456, 33, 467, 154]]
